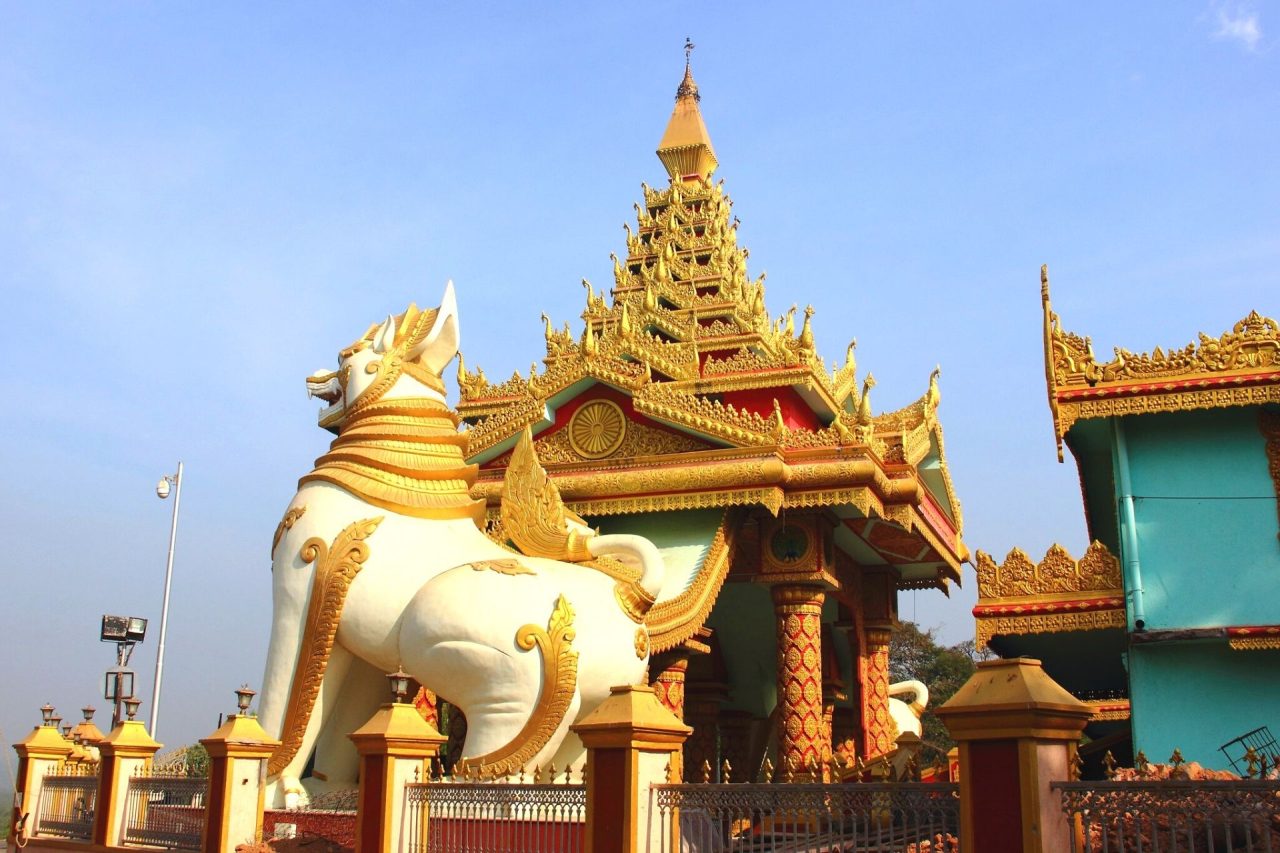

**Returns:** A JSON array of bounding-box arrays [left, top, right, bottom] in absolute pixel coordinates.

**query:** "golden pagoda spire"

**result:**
[[657, 39, 718, 183]]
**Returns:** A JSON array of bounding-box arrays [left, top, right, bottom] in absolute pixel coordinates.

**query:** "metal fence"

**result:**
[[648, 781, 961, 852], [35, 767, 99, 841], [1055, 779, 1280, 852], [122, 768, 208, 851], [403, 780, 587, 853]]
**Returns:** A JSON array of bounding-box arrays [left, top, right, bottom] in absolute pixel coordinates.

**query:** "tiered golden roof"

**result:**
[[457, 60, 966, 594]]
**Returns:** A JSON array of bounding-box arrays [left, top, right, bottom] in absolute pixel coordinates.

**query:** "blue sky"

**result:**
[[1, 2, 1276, 766]]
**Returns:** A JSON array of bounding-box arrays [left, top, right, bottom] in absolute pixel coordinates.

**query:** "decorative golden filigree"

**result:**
[[271, 505, 307, 558], [466, 558, 534, 576], [1229, 636, 1280, 651], [457, 594, 578, 777], [499, 429, 593, 562], [268, 516, 383, 777], [974, 541, 1122, 600], [567, 399, 627, 459], [975, 609, 1127, 648], [635, 628, 650, 659], [529, 418, 711, 464], [1259, 410, 1280, 541], [1043, 272, 1280, 442]]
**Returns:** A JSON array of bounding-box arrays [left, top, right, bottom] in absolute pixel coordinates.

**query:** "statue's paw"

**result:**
[[282, 777, 309, 810]]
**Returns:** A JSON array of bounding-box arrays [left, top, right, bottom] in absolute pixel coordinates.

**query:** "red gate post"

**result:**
[[10, 720, 73, 843], [936, 657, 1091, 853], [93, 715, 162, 846], [349, 694, 447, 853], [201, 711, 280, 852], [572, 684, 691, 853]]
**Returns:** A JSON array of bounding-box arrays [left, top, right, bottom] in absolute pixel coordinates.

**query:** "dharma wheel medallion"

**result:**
[[568, 399, 627, 459]]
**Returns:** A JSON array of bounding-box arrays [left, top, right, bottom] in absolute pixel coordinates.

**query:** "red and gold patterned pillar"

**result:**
[[863, 626, 894, 759], [773, 584, 826, 779], [831, 706, 858, 765], [683, 683, 724, 780], [650, 654, 689, 780]]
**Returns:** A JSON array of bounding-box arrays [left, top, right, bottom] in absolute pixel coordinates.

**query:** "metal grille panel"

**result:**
[[36, 769, 99, 841], [1056, 779, 1280, 852], [122, 770, 208, 851], [404, 781, 586, 853], [649, 781, 960, 852]]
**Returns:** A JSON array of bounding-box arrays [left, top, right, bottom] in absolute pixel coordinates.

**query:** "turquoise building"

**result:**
[[974, 267, 1280, 773]]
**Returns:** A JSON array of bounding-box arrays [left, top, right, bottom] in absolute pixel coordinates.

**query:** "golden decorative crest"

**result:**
[[499, 428, 593, 562], [268, 516, 383, 777], [457, 594, 579, 777], [974, 541, 1122, 600], [635, 627, 650, 659], [465, 558, 535, 576], [271, 504, 307, 558], [568, 399, 628, 459], [1043, 269, 1280, 451]]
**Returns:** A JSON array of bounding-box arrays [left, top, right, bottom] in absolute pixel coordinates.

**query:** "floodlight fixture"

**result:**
[[100, 615, 147, 645]]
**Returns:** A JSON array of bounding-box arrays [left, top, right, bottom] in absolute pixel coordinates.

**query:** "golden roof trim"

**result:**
[[975, 541, 1122, 602], [1042, 266, 1280, 453], [975, 608, 1127, 648], [647, 510, 736, 653]]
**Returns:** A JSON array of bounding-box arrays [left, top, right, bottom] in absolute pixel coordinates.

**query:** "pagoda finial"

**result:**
[[657, 40, 718, 182]]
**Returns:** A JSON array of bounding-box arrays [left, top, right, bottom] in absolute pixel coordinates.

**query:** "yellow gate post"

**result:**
[[572, 684, 691, 853], [349, 693, 446, 853], [10, 721, 73, 843], [936, 657, 1091, 853], [201, 712, 280, 852], [93, 716, 162, 846]]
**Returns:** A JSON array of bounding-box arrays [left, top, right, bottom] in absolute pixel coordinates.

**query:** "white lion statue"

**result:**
[[257, 283, 664, 807]]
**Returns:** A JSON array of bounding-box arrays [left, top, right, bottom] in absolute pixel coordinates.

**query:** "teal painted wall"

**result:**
[[1120, 408, 1279, 630], [1129, 643, 1280, 770]]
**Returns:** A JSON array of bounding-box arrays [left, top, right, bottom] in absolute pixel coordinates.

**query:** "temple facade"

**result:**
[[975, 268, 1280, 772], [452, 60, 967, 779]]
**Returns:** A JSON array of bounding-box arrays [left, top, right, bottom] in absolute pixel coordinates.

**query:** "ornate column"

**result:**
[[862, 625, 894, 759], [772, 584, 826, 778]]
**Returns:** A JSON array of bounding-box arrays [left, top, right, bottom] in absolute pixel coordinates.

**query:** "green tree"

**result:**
[[890, 621, 987, 766], [182, 743, 209, 777]]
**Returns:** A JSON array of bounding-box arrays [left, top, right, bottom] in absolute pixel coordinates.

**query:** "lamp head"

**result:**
[[123, 697, 141, 721], [40, 703, 55, 726], [386, 667, 411, 704], [156, 478, 171, 499], [234, 684, 256, 715]]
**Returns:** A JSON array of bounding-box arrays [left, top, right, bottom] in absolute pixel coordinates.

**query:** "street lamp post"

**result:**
[[152, 461, 183, 739]]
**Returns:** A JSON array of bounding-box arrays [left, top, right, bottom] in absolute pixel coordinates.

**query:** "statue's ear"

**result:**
[[407, 281, 460, 376], [371, 315, 397, 354]]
